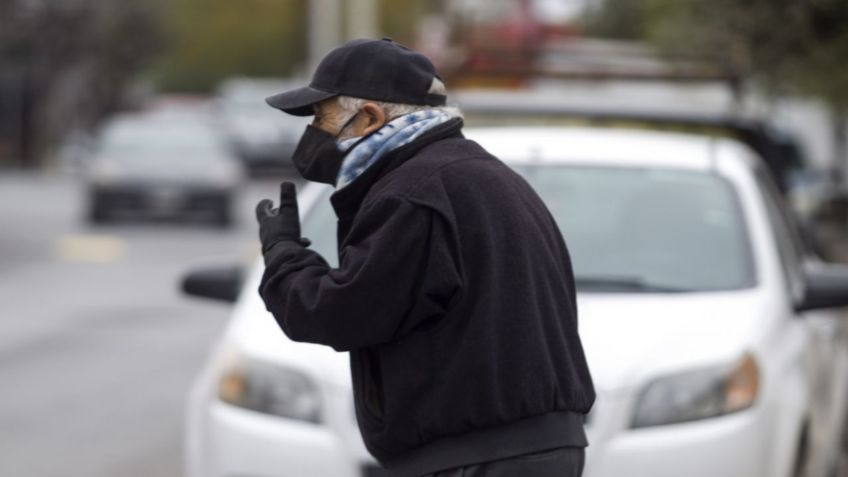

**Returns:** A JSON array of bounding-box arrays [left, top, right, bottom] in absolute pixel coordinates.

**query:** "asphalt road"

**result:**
[[0, 171, 298, 477]]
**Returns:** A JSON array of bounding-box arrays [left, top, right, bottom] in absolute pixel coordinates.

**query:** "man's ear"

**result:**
[[360, 102, 387, 135]]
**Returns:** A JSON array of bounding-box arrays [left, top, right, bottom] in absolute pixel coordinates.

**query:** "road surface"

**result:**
[[0, 171, 296, 477]]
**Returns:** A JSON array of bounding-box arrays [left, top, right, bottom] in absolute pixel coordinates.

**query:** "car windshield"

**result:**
[[514, 165, 755, 292], [302, 165, 756, 294], [301, 190, 341, 268]]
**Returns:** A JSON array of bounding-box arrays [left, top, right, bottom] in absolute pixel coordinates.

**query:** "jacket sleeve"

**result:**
[[258, 195, 463, 351]]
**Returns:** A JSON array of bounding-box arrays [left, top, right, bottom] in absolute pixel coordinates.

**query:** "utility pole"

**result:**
[[308, 0, 343, 71], [346, 0, 378, 41]]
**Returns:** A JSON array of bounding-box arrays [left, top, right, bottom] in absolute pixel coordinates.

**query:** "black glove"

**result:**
[[255, 182, 311, 252]]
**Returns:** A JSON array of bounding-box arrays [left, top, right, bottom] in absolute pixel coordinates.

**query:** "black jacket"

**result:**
[[259, 118, 595, 476]]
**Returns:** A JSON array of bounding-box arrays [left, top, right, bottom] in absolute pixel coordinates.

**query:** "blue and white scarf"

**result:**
[[335, 108, 461, 190]]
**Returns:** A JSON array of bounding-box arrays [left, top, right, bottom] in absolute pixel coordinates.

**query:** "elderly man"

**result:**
[[255, 38, 594, 477]]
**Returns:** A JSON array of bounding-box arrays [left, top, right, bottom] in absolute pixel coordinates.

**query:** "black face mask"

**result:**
[[290, 126, 346, 184], [291, 113, 361, 185]]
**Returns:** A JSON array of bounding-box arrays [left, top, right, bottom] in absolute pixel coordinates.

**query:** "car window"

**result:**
[[753, 167, 804, 298], [301, 191, 339, 268], [514, 165, 756, 292]]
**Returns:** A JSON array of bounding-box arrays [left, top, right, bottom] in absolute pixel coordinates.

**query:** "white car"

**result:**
[[183, 126, 848, 477]]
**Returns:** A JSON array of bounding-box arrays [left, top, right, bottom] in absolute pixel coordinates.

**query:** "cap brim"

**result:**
[[265, 86, 337, 116]]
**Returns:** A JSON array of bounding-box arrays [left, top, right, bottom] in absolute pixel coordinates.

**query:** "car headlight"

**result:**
[[631, 352, 759, 429], [217, 353, 322, 423]]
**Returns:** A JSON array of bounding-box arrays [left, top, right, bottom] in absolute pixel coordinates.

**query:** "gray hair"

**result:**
[[336, 77, 457, 126]]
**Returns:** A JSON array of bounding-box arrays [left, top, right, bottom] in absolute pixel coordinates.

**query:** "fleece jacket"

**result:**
[[259, 118, 595, 477]]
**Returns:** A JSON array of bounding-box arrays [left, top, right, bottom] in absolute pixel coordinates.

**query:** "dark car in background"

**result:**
[[86, 110, 244, 226], [216, 78, 310, 175]]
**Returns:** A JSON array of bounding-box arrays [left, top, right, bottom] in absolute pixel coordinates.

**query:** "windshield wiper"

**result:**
[[575, 275, 694, 293]]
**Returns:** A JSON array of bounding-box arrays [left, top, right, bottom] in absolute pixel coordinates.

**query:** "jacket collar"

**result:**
[[330, 117, 464, 221]]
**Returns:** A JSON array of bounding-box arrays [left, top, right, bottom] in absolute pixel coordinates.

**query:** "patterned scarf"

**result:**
[[335, 108, 461, 190]]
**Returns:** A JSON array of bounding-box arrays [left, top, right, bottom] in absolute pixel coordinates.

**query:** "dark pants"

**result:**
[[421, 447, 585, 477]]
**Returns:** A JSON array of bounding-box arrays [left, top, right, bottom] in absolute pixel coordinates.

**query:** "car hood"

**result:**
[[577, 289, 771, 393], [229, 293, 353, 388], [229, 281, 771, 392]]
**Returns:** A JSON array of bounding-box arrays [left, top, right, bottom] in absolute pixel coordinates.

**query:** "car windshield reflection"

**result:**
[[516, 165, 756, 293]]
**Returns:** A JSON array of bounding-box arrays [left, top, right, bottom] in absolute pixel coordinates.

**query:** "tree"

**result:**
[[584, 0, 848, 180], [151, 0, 308, 93], [581, 0, 649, 41], [378, 0, 435, 45], [0, 0, 165, 167]]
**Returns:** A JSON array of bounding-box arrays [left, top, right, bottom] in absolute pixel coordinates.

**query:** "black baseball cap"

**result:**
[[266, 38, 446, 116]]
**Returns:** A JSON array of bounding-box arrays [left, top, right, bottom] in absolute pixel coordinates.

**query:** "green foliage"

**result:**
[[152, 0, 308, 93], [150, 0, 442, 92], [581, 0, 649, 40], [378, 0, 434, 45], [790, 0, 848, 112], [641, 0, 808, 94], [586, 0, 848, 112]]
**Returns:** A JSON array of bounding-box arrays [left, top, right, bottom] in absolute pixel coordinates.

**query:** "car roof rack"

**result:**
[[456, 90, 802, 193]]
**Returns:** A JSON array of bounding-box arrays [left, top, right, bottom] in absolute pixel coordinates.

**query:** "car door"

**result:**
[[754, 165, 848, 473]]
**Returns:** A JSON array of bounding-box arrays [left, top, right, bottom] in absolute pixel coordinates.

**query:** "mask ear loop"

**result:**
[[336, 108, 387, 155], [335, 110, 361, 139]]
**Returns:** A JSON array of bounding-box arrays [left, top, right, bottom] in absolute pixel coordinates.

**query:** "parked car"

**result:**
[[183, 125, 848, 477], [86, 112, 243, 226], [216, 78, 311, 174]]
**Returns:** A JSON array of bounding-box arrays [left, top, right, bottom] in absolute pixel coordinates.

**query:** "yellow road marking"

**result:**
[[55, 235, 126, 263]]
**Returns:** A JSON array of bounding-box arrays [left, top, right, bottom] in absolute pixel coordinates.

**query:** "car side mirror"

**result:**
[[797, 263, 848, 312], [181, 265, 243, 303]]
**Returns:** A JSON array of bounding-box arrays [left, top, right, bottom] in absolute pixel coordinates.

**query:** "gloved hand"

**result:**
[[255, 182, 311, 252]]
